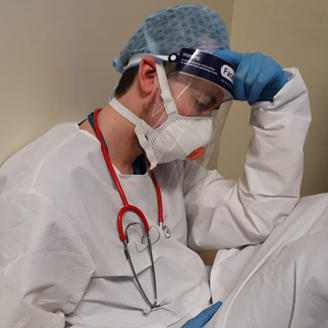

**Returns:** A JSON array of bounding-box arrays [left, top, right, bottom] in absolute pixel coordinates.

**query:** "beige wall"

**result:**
[[0, 0, 233, 165], [218, 0, 328, 196]]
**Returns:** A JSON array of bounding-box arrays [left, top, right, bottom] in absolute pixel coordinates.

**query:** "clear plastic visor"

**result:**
[[149, 72, 226, 128]]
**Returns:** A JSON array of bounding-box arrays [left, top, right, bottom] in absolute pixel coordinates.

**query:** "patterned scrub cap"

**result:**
[[113, 4, 230, 73]]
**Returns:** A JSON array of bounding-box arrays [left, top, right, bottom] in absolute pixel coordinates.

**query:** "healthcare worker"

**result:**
[[0, 4, 312, 328]]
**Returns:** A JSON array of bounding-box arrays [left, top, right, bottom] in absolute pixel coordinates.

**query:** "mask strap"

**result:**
[[109, 97, 158, 169], [109, 98, 152, 136], [155, 63, 179, 120], [127, 54, 179, 120]]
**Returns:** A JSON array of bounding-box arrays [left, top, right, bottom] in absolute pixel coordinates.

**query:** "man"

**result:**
[[0, 4, 313, 328]]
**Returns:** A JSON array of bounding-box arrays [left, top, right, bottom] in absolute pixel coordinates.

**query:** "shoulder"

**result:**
[[0, 123, 100, 196]]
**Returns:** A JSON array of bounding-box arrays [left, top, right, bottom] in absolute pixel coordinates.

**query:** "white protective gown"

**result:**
[[0, 68, 312, 328], [207, 193, 328, 328]]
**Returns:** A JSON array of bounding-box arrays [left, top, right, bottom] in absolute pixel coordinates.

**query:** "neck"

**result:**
[[80, 103, 144, 175]]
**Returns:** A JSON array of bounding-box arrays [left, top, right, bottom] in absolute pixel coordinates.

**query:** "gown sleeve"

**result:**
[[0, 190, 95, 328], [184, 68, 311, 250]]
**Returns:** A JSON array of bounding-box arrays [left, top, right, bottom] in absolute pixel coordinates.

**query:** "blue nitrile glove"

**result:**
[[181, 301, 223, 328], [214, 50, 288, 104]]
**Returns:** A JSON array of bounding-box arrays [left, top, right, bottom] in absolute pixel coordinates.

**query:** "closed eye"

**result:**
[[195, 100, 206, 112]]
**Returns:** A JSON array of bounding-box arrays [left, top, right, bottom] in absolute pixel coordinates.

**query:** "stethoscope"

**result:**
[[91, 108, 171, 314]]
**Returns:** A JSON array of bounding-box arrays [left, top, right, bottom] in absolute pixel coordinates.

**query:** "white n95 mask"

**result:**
[[109, 97, 213, 170]]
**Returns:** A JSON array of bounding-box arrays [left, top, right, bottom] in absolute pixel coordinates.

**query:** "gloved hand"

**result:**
[[214, 50, 288, 104], [181, 301, 223, 328]]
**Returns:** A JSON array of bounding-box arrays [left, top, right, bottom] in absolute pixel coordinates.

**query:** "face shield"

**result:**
[[109, 48, 234, 170], [166, 48, 234, 170], [149, 49, 234, 212]]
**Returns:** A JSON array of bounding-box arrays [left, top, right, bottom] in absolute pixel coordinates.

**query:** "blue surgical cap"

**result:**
[[113, 4, 230, 74]]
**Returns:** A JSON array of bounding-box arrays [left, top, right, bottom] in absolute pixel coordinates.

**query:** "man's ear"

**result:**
[[138, 57, 158, 95]]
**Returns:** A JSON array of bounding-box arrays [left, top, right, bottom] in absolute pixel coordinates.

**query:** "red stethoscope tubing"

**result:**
[[92, 108, 164, 242]]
